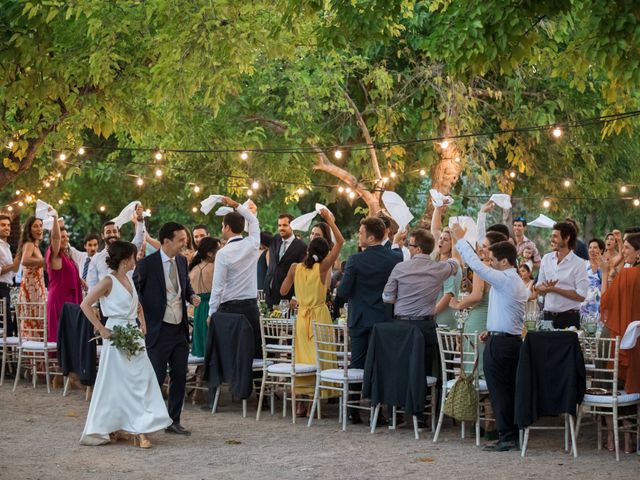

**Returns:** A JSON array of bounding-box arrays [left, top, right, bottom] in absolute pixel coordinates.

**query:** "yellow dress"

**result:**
[[293, 263, 335, 396]]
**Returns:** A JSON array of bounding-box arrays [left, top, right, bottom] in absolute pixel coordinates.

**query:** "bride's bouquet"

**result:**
[[109, 324, 146, 360]]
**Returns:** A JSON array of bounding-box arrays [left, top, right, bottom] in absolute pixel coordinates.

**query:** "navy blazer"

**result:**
[[263, 235, 307, 306], [337, 245, 403, 335], [133, 250, 195, 348]]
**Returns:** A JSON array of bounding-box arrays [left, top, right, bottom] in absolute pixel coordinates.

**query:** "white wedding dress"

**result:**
[[80, 274, 172, 445]]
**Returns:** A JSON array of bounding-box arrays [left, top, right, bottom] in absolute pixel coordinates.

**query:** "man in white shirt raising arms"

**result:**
[[208, 196, 261, 357], [536, 221, 588, 329]]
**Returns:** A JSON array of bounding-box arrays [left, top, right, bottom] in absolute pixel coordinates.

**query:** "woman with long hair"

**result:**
[[279, 209, 344, 416], [188, 237, 221, 357], [17, 216, 46, 339], [580, 238, 605, 323]]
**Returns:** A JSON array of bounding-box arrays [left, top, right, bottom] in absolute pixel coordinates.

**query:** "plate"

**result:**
[[586, 387, 608, 395]]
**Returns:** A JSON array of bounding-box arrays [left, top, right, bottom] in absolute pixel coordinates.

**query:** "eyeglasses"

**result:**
[[408, 243, 418, 248]]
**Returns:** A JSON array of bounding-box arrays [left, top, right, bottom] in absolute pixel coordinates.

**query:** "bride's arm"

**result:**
[[81, 277, 113, 339], [137, 303, 147, 336]]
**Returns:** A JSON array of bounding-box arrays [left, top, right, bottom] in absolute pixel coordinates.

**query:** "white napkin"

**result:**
[[35, 200, 57, 230], [489, 193, 512, 210], [528, 214, 556, 229], [382, 191, 414, 231], [200, 195, 223, 215], [448, 216, 478, 245], [621, 321, 640, 350], [290, 203, 333, 231], [111, 200, 147, 228], [430, 189, 454, 207], [215, 206, 233, 216]]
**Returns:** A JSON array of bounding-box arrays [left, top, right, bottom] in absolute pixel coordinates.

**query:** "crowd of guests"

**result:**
[[0, 196, 639, 453]]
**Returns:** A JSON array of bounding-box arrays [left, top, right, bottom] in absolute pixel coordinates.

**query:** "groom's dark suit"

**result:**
[[134, 250, 195, 424]]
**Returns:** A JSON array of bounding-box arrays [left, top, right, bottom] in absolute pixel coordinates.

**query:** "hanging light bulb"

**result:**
[[509, 170, 517, 179], [155, 168, 163, 177], [58, 152, 67, 161], [56, 172, 62, 178], [382, 177, 389, 184], [154, 151, 163, 161], [634, 199, 640, 207], [193, 185, 201, 193], [58, 199, 64, 205], [390, 171, 397, 179], [334, 149, 343, 159], [240, 151, 249, 160], [25, 195, 33, 203], [419, 169, 426, 176], [7, 141, 14, 149], [454, 156, 461, 163], [542, 199, 551, 208], [296, 188, 305, 195], [192, 206, 198, 213], [620, 185, 628, 193], [552, 127, 562, 138], [247, 189, 254, 197], [345, 187, 352, 193], [440, 140, 450, 149], [338, 186, 345, 193], [78, 147, 86, 155], [44, 181, 51, 188], [99, 205, 106, 212], [251, 181, 259, 190], [17, 201, 23, 207], [348, 191, 356, 199], [15, 190, 21, 195], [136, 177, 144, 186], [563, 179, 571, 188], [7, 205, 13, 212]]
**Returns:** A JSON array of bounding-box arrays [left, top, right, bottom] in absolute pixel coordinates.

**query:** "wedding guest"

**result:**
[[518, 264, 538, 317], [181, 229, 196, 264], [134, 222, 200, 436], [338, 216, 402, 423], [208, 197, 261, 357], [279, 208, 344, 415], [0, 214, 19, 336], [80, 241, 171, 448], [580, 238, 605, 322], [17, 216, 46, 339], [263, 214, 306, 308], [565, 218, 589, 260], [309, 221, 335, 285], [257, 231, 272, 291], [46, 215, 82, 342], [451, 224, 528, 452], [188, 237, 220, 358], [192, 224, 209, 248], [383, 228, 458, 378], [513, 217, 541, 268], [535, 222, 588, 329]]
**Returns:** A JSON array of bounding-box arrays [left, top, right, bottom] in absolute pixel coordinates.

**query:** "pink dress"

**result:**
[[46, 248, 83, 342]]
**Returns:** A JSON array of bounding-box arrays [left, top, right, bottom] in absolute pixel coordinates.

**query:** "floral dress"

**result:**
[[580, 262, 602, 323]]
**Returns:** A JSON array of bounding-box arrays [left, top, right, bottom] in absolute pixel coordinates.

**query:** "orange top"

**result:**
[[600, 266, 640, 393]]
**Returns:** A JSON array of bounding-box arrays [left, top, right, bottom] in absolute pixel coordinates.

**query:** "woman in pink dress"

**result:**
[[46, 216, 82, 342]]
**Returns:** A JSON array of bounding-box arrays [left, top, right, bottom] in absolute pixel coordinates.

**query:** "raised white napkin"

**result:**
[[35, 200, 57, 230], [528, 214, 556, 229], [621, 321, 640, 350], [489, 193, 512, 210], [382, 191, 414, 231], [290, 203, 332, 231], [200, 195, 223, 215], [448, 216, 478, 245], [111, 200, 149, 228], [430, 189, 454, 208]]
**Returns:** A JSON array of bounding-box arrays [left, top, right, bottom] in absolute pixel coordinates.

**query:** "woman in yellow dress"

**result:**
[[280, 208, 344, 415]]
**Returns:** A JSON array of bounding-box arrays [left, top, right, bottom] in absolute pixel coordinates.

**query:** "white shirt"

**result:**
[[0, 239, 14, 284], [456, 240, 529, 335], [68, 246, 89, 276], [536, 250, 589, 312], [279, 235, 293, 259], [86, 221, 145, 289], [208, 205, 260, 315]]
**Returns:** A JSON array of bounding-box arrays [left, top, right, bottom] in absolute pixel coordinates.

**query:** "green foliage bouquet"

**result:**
[[110, 324, 145, 360]]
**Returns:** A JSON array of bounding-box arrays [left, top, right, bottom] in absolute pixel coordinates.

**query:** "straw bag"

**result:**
[[443, 334, 478, 422]]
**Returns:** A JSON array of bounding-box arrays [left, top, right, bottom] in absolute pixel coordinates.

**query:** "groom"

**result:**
[[134, 222, 200, 436]]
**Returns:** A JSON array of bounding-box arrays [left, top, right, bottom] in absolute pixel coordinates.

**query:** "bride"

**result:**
[[79, 241, 171, 448]]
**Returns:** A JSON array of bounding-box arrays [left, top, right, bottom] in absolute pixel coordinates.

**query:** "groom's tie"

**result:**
[[169, 258, 179, 291]]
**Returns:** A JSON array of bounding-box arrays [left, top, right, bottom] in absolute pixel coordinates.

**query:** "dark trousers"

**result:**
[[544, 310, 580, 330], [0, 284, 16, 337], [483, 335, 521, 443], [347, 328, 372, 417], [148, 322, 189, 424], [394, 318, 438, 378], [218, 300, 262, 358]]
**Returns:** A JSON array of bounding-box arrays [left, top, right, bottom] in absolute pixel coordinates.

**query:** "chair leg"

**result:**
[[342, 384, 348, 432], [575, 407, 583, 438], [256, 374, 266, 421], [614, 408, 620, 461], [270, 390, 275, 416], [568, 414, 578, 458], [62, 376, 70, 397], [370, 404, 381, 434], [413, 415, 420, 440], [430, 386, 436, 432], [433, 388, 447, 442], [390, 406, 397, 431], [0, 347, 6, 386], [242, 399, 247, 418], [521, 427, 530, 457], [564, 414, 569, 452], [461, 421, 465, 439], [212, 386, 221, 414], [291, 381, 297, 425], [85, 386, 91, 401], [31, 357, 37, 388], [12, 349, 22, 392], [307, 380, 321, 428]]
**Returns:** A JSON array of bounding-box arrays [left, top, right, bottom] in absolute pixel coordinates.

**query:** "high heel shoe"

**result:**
[[133, 434, 152, 449]]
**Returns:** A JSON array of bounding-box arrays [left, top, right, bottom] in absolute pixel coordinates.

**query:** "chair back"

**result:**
[[258, 290, 266, 303], [579, 335, 598, 365], [260, 316, 296, 365], [436, 329, 479, 385], [312, 322, 347, 373], [586, 335, 620, 396], [0, 298, 7, 341], [16, 301, 47, 344]]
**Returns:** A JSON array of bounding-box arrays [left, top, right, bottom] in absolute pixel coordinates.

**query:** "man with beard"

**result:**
[[192, 224, 209, 248], [0, 214, 19, 336], [535, 221, 588, 329]]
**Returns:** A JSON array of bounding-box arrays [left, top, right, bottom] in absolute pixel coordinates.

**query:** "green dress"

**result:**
[[436, 267, 462, 329], [191, 292, 211, 358], [463, 290, 489, 379]]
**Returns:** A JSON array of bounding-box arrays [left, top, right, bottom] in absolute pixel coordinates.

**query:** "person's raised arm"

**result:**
[[450, 270, 485, 310], [131, 208, 146, 250], [451, 224, 506, 288], [382, 267, 399, 304], [280, 263, 297, 296], [80, 276, 113, 339], [318, 209, 344, 278], [144, 233, 161, 250], [50, 215, 61, 258], [431, 205, 444, 245], [476, 200, 494, 245]]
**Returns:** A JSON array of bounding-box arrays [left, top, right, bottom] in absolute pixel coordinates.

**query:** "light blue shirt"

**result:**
[[456, 239, 528, 335]]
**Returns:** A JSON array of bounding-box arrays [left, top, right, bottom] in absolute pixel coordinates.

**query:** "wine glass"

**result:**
[[278, 299, 290, 317]]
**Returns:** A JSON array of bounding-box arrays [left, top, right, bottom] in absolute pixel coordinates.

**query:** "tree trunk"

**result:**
[[418, 143, 462, 228]]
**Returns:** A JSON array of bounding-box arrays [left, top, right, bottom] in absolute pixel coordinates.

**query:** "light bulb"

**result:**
[[7, 206, 13, 212], [509, 171, 517, 179], [542, 199, 551, 208], [247, 189, 254, 197], [192, 206, 198, 213], [193, 185, 201, 193], [345, 187, 352, 193], [440, 140, 450, 149], [382, 177, 389, 183], [620, 185, 628, 193], [7, 141, 13, 149], [44, 181, 50, 188], [15, 190, 20, 195], [78, 147, 85, 155], [454, 156, 461, 163], [334, 149, 343, 159], [99, 205, 106, 212], [552, 127, 562, 138], [155, 168, 163, 177], [296, 188, 305, 195], [136, 178, 144, 186], [17, 201, 24, 207], [251, 181, 259, 190], [240, 151, 249, 160], [145, 209, 151, 215], [58, 199, 64, 205], [58, 152, 66, 161], [419, 169, 426, 176], [563, 179, 571, 188], [56, 172, 62, 177], [154, 151, 163, 161], [348, 191, 356, 199], [634, 199, 640, 207], [390, 171, 397, 179], [338, 186, 345, 193], [25, 195, 33, 203]]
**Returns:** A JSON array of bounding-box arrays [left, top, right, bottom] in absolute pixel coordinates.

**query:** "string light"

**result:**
[[25, 195, 33, 203], [251, 181, 259, 190], [440, 140, 450, 149], [552, 127, 563, 138], [7, 141, 13, 149], [563, 179, 571, 188], [508, 170, 517, 179], [58, 152, 67, 161], [542, 199, 551, 208], [193, 185, 201, 193], [247, 189, 254, 197], [17, 201, 23, 207], [136, 177, 144, 186], [296, 188, 305, 195], [620, 185, 628, 193], [155, 168, 163, 177], [348, 191, 356, 199], [44, 180, 51, 188], [455, 156, 461, 163], [58, 199, 64, 205], [382, 177, 389, 184], [145, 208, 151, 215], [419, 169, 426, 176], [154, 151, 163, 161], [334, 149, 343, 159], [240, 151, 249, 160], [389, 171, 397, 179], [345, 187, 352, 193], [7, 206, 13, 212], [191, 206, 198, 213], [78, 147, 86, 155], [634, 199, 640, 207], [56, 172, 62, 178], [338, 186, 345, 193], [15, 190, 20, 195], [99, 205, 106, 212]]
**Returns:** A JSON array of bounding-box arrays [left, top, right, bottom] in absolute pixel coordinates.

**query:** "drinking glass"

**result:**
[[278, 299, 290, 317]]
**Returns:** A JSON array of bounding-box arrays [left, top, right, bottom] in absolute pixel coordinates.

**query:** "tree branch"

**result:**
[[342, 88, 382, 181]]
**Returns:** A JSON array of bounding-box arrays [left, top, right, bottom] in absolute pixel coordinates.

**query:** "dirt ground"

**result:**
[[0, 383, 638, 480]]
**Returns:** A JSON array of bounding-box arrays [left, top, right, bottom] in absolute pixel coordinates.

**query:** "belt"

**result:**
[[543, 309, 579, 317], [0, 282, 11, 289], [394, 315, 435, 322], [488, 331, 520, 338], [220, 298, 257, 307]]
